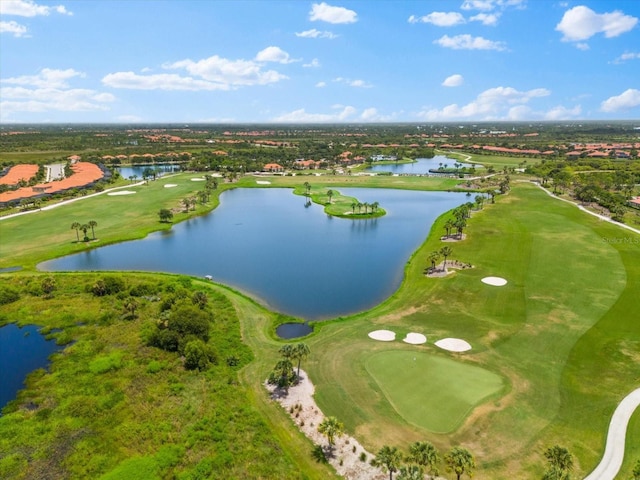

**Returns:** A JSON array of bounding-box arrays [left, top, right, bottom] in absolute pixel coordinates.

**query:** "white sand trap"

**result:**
[[164, 183, 178, 188], [435, 338, 472, 352], [190, 178, 206, 181], [107, 190, 136, 196], [403, 332, 427, 345], [256, 180, 271, 185], [482, 276, 507, 286], [368, 330, 396, 342]]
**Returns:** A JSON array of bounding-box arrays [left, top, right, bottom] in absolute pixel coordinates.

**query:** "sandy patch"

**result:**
[[482, 276, 508, 286], [107, 190, 136, 196], [368, 330, 396, 341], [267, 371, 385, 480], [256, 180, 271, 185], [164, 184, 178, 188], [190, 178, 206, 182], [403, 332, 427, 345], [435, 338, 472, 352]]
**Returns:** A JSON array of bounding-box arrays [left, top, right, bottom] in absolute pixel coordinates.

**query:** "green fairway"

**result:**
[[365, 350, 505, 433]]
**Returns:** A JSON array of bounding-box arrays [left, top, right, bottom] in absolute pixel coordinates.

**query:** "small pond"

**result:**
[[276, 322, 313, 339], [0, 323, 64, 412], [366, 155, 475, 175], [113, 164, 181, 180], [40, 188, 468, 320]]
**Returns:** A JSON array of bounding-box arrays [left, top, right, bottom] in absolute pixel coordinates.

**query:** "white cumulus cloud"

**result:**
[[0, 0, 72, 16], [613, 52, 640, 63], [2, 68, 84, 88], [434, 34, 506, 50], [544, 105, 582, 120], [272, 105, 357, 122], [309, 2, 357, 24], [0, 20, 28, 37], [418, 86, 549, 120], [461, 0, 525, 11], [442, 74, 464, 87], [295, 28, 338, 39], [408, 12, 465, 26], [600, 89, 640, 112], [0, 69, 113, 119], [303, 58, 321, 68], [102, 72, 230, 91], [255, 46, 297, 64], [556, 6, 638, 42], [315, 81, 327, 87], [470, 13, 500, 25]]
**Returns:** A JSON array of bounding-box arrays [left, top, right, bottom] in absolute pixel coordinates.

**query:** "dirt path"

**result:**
[[583, 388, 640, 480]]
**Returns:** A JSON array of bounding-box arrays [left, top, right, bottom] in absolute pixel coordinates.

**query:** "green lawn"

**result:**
[[365, 350, 505, 433]]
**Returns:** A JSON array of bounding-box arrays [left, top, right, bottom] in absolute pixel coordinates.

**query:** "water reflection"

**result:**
[[40, 188, 468, 320]]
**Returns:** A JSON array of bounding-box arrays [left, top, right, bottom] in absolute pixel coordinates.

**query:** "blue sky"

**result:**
[[1, 0, 639, 123]]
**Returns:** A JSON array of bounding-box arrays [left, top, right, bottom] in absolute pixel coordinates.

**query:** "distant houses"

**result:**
[[628, 197, 640, 210]]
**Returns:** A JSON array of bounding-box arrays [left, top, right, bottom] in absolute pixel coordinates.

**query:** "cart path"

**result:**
[[583, 388, 640, 480]]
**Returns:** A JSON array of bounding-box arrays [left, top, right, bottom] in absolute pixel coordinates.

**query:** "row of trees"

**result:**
[[70, 220, 98, 242]]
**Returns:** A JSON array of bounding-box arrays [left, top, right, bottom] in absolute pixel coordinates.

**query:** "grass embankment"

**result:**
[[0, 273, 337, 479], [291, 184, 385, 218], [298, 183, 639, 479]]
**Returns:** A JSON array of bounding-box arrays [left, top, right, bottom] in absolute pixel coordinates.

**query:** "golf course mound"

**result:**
[[435, 338, 472, 352], [403, 332, 427, 344], [481, 276, 508, 286], [368, 330, 396, 341], [365, 350, 505, 433]]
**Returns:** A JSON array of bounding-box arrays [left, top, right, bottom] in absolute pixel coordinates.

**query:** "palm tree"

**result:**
[[292, 343, 310, 381], [158, 209, 173, 223], [351, 202, 357, 213], [71, 222, 81, 242], [317, 416, 344, 452], [326, 189, 333, 204], [371, 445, 403, 480], [543, 445, 573, 480], [445, 446, 475, 480], [304, 181, 311, 196], [88, 220, 97, 240], [123, 298, 138, 319], [397, 465, 424, 480], [440, 246, 453, 270], [475, 194, 484, 210], [454, 217, 467, 239], [357, 202, 363, 213], [80, 224, 90, 242], [268, 358, 295, 392], [372, 201, 379, 213], [444, 219, 455, 238], [182, 197, 190, 213], [407, 441, 439, 477], [427, 251, 440, 272], [279, 343, 295, 360]]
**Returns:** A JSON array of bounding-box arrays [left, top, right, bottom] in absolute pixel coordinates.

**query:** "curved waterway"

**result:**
[[366, 156, 474, 175], [40, 188, 468, 320]]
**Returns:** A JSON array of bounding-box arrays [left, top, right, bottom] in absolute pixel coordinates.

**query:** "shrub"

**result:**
[[183, 339, 215, 371], [0, 286, 20, 305], [89, 352, 123, 374], [146, 360, 162, 374]]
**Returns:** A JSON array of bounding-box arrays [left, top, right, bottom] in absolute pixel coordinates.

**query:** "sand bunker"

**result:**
[[403, 333, 427, 345], [256, 180, 271, 185], [107, 190, 136, 196], [368, 330, 396, 341], [482, 276, 508, 286], [435, 338, 472, 352], [190, 178, 206, 182], [164, 184, 178, 188]]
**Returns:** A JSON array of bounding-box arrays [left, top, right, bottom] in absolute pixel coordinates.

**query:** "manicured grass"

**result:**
[[365, 350, 505, 433]]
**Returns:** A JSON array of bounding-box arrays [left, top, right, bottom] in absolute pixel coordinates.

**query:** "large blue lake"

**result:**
[[40, 188, 468, 320], [0, 324, 63, 412], [366, 155, 474, 174]]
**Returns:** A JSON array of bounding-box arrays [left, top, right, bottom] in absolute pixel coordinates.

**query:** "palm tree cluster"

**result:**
[[267, 342, 310, 392], [70, 220, 98, 242], [427, 246, 453, 273], [370, 441, 473, 480], [350, 201, 380, 215], [542, 445, 573, 480]]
